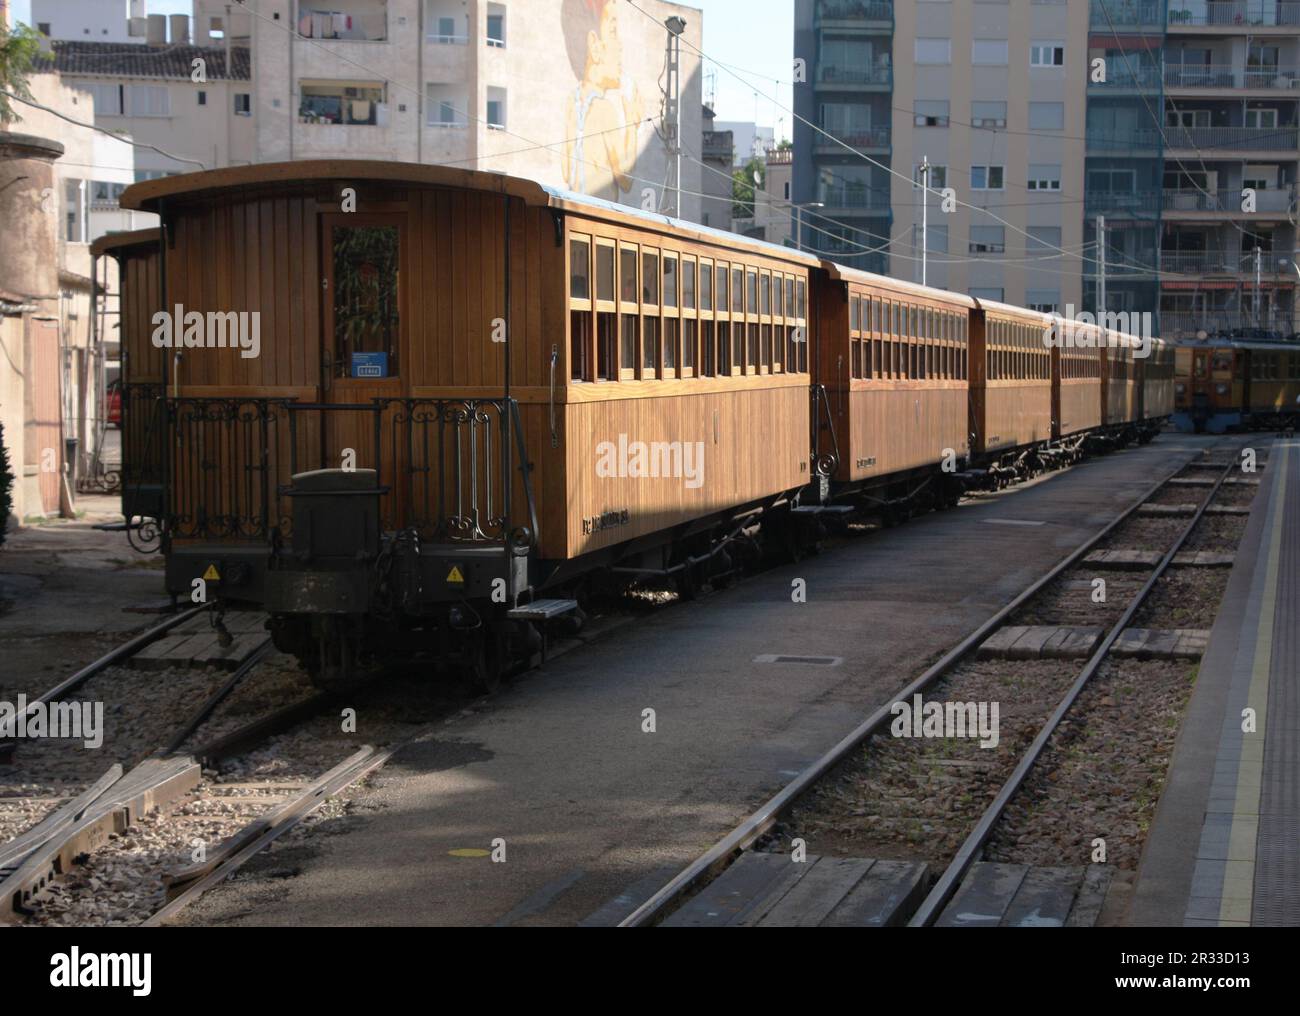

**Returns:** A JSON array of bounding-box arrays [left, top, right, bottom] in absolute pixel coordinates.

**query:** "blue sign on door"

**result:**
[[351, 352, 388, 378]]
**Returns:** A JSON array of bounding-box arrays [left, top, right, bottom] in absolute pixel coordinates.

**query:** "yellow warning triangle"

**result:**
[[202, 564, 221, 581], [446, 565, 465, 584]]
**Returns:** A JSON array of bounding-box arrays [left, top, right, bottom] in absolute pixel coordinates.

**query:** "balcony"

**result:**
[[1087, 60, 1162, 91], [1165, 63, 1300, 89], [296, 3, 387, 42], [818, 185, 891, 211], [1162, 186, 1296, 213], [814, 1, 893, 27], [813, 126, 891, 154], [1167, 2, 1300, 28], [816, 63, 892, 90], [1089, 0, 1166, 31], [1160, 250, 1292, 273], [1166, 124, 1300, 152], [702, 130, 733, 161]]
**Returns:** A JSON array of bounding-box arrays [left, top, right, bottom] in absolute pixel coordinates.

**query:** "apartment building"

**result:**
[[1088, 0, 1300, 340], [794, 0, 1087, 314], [794, 0, 1300, 337]]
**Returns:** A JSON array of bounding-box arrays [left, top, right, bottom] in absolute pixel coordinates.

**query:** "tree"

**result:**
[[0, 21, 47, 126], [0, 420, 13, 547], [732, 155, 764, 219]]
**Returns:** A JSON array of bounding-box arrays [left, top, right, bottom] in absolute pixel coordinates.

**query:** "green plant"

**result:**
[[0, 21, 49, 126], [0, 419, 13, 547]]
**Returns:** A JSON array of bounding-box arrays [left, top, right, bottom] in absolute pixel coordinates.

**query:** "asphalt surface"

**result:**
[[172, 434, 1220, 926]]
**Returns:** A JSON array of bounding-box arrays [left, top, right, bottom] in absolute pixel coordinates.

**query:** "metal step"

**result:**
[[507, 598, 579, 621]]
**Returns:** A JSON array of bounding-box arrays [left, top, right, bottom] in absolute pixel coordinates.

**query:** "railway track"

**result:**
[[619, 436, 1262, 927]]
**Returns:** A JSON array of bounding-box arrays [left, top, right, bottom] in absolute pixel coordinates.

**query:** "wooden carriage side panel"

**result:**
[[561, 383, 808, 559], [1059, 380, 1102, 437], [845, 386, 966, 480], [968, 308, 988, 455]]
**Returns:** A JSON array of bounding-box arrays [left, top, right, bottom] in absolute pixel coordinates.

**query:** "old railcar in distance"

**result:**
[[1139, 335, 1176, 429], [815, 264, 974, 520], [109, 161, 823, 688], [1173, 341, 1300, 432]]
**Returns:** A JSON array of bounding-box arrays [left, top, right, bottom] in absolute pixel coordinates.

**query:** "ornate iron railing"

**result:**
[[126, 395, 536, 548]]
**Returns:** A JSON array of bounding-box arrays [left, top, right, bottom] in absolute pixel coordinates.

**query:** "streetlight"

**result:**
[[664, 17, 686, 218], [792, 201, 823, 253]]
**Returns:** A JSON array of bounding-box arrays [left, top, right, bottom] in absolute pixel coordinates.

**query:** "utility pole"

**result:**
[[1096, 215, 1107, 318], [1254, 245, 1262, 326], [664, 17, 686, 218], [920, 156, 930, 287]]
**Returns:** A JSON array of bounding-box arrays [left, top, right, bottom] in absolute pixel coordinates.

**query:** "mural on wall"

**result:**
[[561, 0, 646, 202]]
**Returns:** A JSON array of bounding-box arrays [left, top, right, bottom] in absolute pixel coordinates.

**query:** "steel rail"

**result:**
[[161, 638, 275, 755], [906, 450, 1243, 926], [0, 603, 210, 748], [619, 440, 1233, 927]]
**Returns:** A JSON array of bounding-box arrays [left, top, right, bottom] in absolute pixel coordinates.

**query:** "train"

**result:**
[[1173, 341, 1300, 434], [95, 161, 1173, 689]]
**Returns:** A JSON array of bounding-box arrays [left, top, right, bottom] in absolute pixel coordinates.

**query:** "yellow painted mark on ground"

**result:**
[[448, 848, 490, 858], [202, 564, 221, 581], [1220, 443, 1291, 926], [446, 565, 465, 584]]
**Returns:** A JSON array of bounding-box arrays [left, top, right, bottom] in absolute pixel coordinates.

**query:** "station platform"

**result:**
[[1129, 437, 1298, 927]]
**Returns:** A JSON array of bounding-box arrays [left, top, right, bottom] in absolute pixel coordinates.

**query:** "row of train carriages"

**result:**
[[97, 162, 1173, 687]]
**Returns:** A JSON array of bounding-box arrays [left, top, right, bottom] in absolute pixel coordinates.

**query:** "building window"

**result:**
[[128, 85, 171, 117], [914, 99, 950, 128], [925, 224, 949, 254], [972, 40, 1008, 66], [487, 87, 507, 129], [1029, 102, 1064, 131], [1026, 226, 1062, 254], [914, 163, 948, 188], [234, 92, 251, 116], [81, 82, 123, 116], [330, 222, 401, 378], [1028, 164, 1061, 190], [970, 287, 1005, 303], [37, 22, 50, 35], [971, 165, 1004, 190], [1030, 43, 1065, 67], [299, 82, 383, 124], [1027, 290, 1060, 314], [486, 4, 506, 47], [970, 101, 1006, 128], [197, 90, 207, 106], [915, 39, 951, 65], [969, 226, 1006, 253]]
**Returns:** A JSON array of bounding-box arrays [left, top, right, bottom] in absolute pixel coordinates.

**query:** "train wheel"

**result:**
[[470, 632, 506, 695]]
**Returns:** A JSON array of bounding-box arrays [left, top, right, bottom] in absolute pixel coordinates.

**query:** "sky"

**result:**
[[9, 0, 794, 137]]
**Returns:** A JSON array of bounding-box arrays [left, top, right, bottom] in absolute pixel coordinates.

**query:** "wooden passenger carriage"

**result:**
[[815, 265, 973, 491], [102, 161, 820, 617], [1054, 317, 1104, 439], [969, 300, 1053, 456]]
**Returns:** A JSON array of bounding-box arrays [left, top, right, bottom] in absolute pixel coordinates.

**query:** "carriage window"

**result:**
[[664, 318, 679, 375], [761, 273, 771, 316], [785, 277, 795, 316], [596, 242, 615, 302], [746, 322, 759, 372], [733, 318, 745, 370], [597, 312, 616, 381], [642, 315, 659, 376], [702, 320, 715, 376], [570, 310, 591, 381], [331, 223, 400, 377], [774, 274, 784, 317], [682, 258, 696, 310], [620, 313, 638, 376], [700, 261, 713, 311], [683, 319, 697, 375], [663, 255, 678, 309], [642, 251, 659, 305], [796, 278, 806, 319], [746, 270, 757, 315], [717, 264, 729, 315], [570, 237, 590, 300], [620, 247, 638, 303], [732, 267, 744, 313]]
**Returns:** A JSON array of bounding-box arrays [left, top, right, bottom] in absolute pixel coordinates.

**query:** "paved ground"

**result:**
[[169, 433, 1220, 927], [1129, 436, 1298, 927], [0, 492, 164, 697]]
